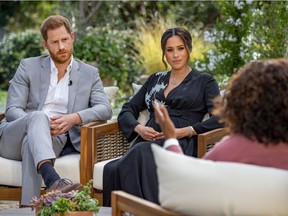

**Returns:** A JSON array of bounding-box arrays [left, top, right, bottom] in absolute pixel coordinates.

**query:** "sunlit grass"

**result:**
[[135, 17, 169, 75], [135, 16, 213, 75]]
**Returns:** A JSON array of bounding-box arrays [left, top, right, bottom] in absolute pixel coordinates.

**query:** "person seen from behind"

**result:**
[[155, 57, 288, 170]]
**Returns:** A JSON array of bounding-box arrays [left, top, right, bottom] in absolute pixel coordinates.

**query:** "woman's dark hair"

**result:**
[[40, 15, 72, 41], [214, 58, 288, 145], [160, 27, 192, 69]]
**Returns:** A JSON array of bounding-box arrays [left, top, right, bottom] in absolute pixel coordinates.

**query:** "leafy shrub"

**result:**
[[0, 30, 45, 89], [194, 1, 253, 85], [31, 180, 99, 216], [194, 1, 288, 88], [74, 26, 144, 94]]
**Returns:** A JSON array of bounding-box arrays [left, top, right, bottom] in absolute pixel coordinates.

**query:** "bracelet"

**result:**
[[189, 126, 194, 138]]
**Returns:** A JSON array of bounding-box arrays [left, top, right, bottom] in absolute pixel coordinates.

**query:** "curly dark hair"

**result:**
[[214, 58, 288, 145]]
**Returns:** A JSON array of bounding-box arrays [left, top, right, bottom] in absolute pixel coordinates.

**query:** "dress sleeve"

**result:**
[[117, 76, 152, 142], [192, 74, 223, 134]]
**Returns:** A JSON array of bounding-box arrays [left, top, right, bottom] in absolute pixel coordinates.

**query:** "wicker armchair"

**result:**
[[89, 120, 229, 205], [197, 127, 230, 158], [0, 110, 228, 205], [0, 112, 106, 203], [80, 119, 131, 184]]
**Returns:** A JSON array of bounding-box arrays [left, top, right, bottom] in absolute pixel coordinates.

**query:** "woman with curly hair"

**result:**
[[156, 57, 288, 169], [202, 58, 288, 168]]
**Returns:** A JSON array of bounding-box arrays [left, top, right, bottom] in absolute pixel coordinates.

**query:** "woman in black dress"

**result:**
[[103, 27, 222, 206]]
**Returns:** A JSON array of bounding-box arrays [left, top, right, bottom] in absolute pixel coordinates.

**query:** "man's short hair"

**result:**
[[40, 15, 72, 41]]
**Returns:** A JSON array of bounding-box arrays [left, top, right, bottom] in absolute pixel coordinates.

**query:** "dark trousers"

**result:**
[[103, 142, 159, 206]]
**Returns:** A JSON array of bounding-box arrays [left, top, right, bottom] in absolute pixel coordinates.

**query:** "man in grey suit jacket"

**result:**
[[0, 15, 112, 206]]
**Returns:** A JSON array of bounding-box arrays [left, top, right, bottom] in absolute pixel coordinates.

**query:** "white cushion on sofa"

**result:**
[[54, 154, 80, 184], [0, 154, 80, 187], [93, 157, 121, 190], [151, 144, 288, 216], [0, 156, 22, 186], [132, 83, 149, 125], [104, 86, 119, 104]]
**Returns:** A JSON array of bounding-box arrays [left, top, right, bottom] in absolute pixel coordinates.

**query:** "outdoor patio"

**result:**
[[0, 201, 19, 211]]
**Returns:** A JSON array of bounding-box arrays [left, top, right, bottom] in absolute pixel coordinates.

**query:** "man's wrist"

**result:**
[[74, 113, 82, 125]]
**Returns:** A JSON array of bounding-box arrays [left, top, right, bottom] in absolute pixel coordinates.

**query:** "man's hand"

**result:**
[[50, 113, 81, 136], [153, 100, 176, 139]]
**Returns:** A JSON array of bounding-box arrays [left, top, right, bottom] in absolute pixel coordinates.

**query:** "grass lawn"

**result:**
[[0, 90, 7, 112], [0, 90, 7, 104]]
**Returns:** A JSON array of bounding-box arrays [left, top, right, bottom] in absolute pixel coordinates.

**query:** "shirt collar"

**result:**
[[50, 55, 74, 74]]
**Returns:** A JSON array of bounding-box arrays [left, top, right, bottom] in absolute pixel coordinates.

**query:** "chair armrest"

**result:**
[[79, 120, 107, 185], [111, 191, 180, 216], [197, 127, 230, 158], [80, 120, 130, 184]]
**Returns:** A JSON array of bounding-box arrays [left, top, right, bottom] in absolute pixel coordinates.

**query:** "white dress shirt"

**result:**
[[42, 57, 73, 118]]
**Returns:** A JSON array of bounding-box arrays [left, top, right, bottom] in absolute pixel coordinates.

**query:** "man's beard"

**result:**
[[49, 47, 73, 64]]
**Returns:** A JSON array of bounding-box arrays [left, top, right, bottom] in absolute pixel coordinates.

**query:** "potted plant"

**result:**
[[30, 180, 99, 216]]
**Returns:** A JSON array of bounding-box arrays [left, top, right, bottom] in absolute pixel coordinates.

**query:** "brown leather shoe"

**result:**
[[46, 178, 83, 193]]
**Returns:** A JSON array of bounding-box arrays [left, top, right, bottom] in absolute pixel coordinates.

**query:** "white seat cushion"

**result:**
[[0, 154, 80, 187], [104, 86, 119, 105], [54, 154, 80, 184], [0, 86, 118, 188], [93, 157, 121, 190], [132, 83, 149, 125], [151, 144, 288, 216], [0, 156, 22, 186]]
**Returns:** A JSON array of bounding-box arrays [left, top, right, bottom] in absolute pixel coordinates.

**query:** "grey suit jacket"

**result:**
[[0, 54, 112, 151]]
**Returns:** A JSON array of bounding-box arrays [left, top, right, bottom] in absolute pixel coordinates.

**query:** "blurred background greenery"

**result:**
[[0, 1, 288, 111]]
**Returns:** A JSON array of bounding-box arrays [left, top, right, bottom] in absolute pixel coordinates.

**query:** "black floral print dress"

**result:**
[[103, 68, 223, 206]]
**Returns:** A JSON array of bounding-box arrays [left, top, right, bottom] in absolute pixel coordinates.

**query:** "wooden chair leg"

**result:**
[[0, 187, 22, 201]]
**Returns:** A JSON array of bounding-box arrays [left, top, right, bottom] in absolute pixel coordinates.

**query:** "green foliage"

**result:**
[[2, 1, 75, 33], [0, 90, 7, 112], [0, 30, 45, 89], [1, 1, 287, 94], [0, 90, 7, 104], [31, 180, 99, 216], [74, 26, 144, 94], [194, 1, 253, 79], [252, 1, 288, 59], [169, 1, 219, 30], [134, 16, 172, 75], [72, 181, 99, 212], [193, 1, 288, 88], [89, 1, 178, 30], [135, 15, 212, 76], [0, 26, 144, 95]]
